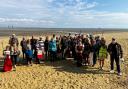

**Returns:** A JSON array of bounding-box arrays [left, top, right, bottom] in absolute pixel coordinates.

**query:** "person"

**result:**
[[98, 38, 107, 70], [65, 37, 72, 58], [9, 34, 19, 47], [71, 37, 77, 61], [20, 37, 27, 60], [44, 36, 49, 60], [61, 36, 67, 59], [35, 36, 44, 64], [92, 36, 101, 66], [25, 39, 33, 66], [3, 46, 12, 72], [83, 38, 91, 66], [56, 37, 62, 59], [75, 40, 84, 67], [53, 34, 56, 41], [92, 40, 98, 67], [10, 44, 20, 70], [30, 36, 37, 53], [49, 38, 57, 62], [108, 38, 123, 76]]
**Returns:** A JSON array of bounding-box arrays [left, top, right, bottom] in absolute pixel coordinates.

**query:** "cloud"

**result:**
[[0, 18, 55, 24], [0, 0, 128, 28]]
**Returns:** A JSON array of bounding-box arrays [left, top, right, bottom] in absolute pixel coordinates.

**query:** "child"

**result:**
[[3, 46, 12, 72], [10, 44, 20, 70], [25, 39, 33, 66], [98, 38, 107, 70]]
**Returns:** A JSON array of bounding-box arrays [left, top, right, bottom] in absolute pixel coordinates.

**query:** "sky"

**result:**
[[0, 0, 128, 28]]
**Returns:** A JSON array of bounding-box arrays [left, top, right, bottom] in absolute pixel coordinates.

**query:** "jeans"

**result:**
[[22, 50, 26, 60], [76, 53, 83, 67], [93, 52, 97, 65], [45, 50, 49, 60], [110, 55, 121, 73], [11, 55, 18, 66], [50, 51, 57, 62], [26, 56, 32, 64]]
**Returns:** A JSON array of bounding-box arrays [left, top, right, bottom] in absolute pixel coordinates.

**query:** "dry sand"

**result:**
[[0, 32, 128, 89]]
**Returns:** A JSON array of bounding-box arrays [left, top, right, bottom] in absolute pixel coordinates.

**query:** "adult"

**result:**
[[108, 38, 123, 76], [61, 36, 67, 59], [75, 40, 84, 67], [9, 34, 19, 47], [30, 36, 37, 52], [44, 36, 49, 60], [49, 38, 57, 62], [25, 39, 33, 65], [36, 36, 45, 64], [83, 38, 91, 65], [20, 37, 27, 60], [9, 34, 19, 70]]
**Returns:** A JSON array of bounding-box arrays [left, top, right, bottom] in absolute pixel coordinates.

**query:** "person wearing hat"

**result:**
[[108, 38, 123, 76]]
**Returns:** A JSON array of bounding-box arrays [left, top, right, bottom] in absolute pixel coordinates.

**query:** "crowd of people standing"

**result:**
[[3, 33, 123, 76]]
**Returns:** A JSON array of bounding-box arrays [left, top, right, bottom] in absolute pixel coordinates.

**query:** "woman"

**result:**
[[25, 46, 33, 66], [36, 36, 44, 64], [49, 38, 57, 62], [26, 39, 33, 65], [75, 40, 84, 67], [98, 37, 107, 70], [3, 46, 12, 72]]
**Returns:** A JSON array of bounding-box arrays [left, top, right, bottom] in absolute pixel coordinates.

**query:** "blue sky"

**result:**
[[0, 0, 128, 28]]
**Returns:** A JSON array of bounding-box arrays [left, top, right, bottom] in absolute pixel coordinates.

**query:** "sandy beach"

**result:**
[[0, 31, 128, 89]]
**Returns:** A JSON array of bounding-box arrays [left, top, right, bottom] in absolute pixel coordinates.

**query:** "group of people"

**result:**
[[3, 33, 123, 76]]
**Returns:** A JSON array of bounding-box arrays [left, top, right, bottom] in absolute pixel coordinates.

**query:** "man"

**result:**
[[61, 36, 67, 59], [108, 38, 123, 76], [20, 37, 27, 60], [9, 34, 19, 47], [44, 36, 49, 60], [30, 36, 37, 52], [9, 34, 19, 69]]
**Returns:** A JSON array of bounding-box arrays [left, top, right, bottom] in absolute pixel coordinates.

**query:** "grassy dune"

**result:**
[[0, 32, 128, 89]]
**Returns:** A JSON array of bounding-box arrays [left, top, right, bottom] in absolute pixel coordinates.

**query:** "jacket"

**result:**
[[107, 42, 123, 58], [49, 40, 57, 52]]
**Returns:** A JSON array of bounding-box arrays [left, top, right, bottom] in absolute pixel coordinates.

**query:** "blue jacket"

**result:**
[[25, 50, 33, 58], [49, 40, 57, 52]]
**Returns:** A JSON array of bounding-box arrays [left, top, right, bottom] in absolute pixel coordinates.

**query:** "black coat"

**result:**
[[108, 42, 123, 58]]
